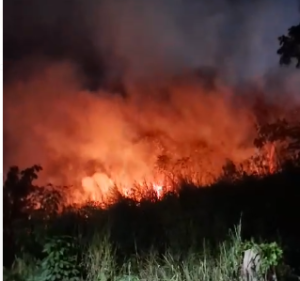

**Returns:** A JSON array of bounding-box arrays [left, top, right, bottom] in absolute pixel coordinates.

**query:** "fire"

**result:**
[[153, 184, 163, 199], [3, 62, 300, 209], [81, 172, 114, 202], [80, 171, 168, 204]]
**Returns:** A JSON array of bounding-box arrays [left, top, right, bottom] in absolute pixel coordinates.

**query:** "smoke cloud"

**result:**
[[4, 0, 300, 84], [3, 0, 300, 200]]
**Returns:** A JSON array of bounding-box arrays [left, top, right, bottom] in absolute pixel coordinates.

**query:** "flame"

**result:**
[[81, 172, 114, 202], [4, 62, 300, 209]]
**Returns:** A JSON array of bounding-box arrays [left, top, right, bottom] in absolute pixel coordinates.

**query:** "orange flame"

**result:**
[[4, 62, 300, 209]]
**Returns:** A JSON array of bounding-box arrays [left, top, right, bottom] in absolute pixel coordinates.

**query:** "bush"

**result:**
[[3, 222, 291, 281]]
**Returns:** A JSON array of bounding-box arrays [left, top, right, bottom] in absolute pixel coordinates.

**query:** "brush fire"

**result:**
[[3, 62, 300, 210]]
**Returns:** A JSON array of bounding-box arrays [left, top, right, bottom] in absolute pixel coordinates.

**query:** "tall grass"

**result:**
[[4, 163, 300, 280], [5, 223, 252, 281]]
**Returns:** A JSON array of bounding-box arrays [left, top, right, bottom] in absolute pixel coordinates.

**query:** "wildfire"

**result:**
[[74, 141, 280, 206], [4, 62, 300, 209], [80, 171, 169, 205]]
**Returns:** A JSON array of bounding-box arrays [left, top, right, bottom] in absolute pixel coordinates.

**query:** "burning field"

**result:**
[[4, 0, 300, 210], [3, 60, 300, 209], [4, 1, 300, 279]]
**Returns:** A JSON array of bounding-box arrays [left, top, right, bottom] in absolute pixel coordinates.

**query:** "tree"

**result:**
[[3, 165, 42, 221], [277, 23, 300, 68]]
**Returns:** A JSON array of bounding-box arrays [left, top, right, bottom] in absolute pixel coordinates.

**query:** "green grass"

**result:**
[[4, 222, 288, 281], [4, 164, 300, 280], [5, 225, 246, 281]]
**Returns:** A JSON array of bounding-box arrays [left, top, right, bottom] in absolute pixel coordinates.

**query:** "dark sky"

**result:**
[[3, 0, 300, 88], [4, 0, 107, 89]]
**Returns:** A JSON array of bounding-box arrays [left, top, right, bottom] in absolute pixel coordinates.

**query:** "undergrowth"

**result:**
[[4, 164, 300, 280], [4, 222, 289, 281]]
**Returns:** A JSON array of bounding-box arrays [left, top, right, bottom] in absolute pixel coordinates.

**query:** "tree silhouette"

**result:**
[[3, 165, 42, 267], [3, 165, 42, 221], [277, 23, 300, 68]]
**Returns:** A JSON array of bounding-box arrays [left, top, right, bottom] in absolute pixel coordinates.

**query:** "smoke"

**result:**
[[93, 0, 300, 82], [3, 0, 300, 199], [3, 59, 257, 185], [4, 0, 300, 84]]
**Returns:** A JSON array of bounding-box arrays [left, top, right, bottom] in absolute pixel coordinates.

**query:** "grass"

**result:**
[[4, 163, 300, 280], [5, 223, 254, 281], [83, 227, 244, 281]]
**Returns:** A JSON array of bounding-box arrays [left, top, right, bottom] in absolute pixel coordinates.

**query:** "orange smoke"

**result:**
[[3, 61, 300, 208]]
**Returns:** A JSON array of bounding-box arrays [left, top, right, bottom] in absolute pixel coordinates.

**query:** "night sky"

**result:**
[[4, 0, 300, 89]]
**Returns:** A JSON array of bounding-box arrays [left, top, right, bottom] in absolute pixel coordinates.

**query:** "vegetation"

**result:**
[[3, 154, 300, 280], [3, 226, 288, 281], [3, 7, 300, 281], [277, 23, 300, 68], [4, 115, 300, 281]]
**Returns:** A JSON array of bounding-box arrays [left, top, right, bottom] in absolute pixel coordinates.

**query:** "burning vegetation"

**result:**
[[3, 62, 300, 211]]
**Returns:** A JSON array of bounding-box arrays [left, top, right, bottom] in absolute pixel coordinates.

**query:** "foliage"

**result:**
[[3, 225, 290, 281], [4, 165, 42, 221], [3, 161, 300, 279], [83, 232, 117, 281], [255, 119, 300, 149], [3, 254, 40, 281], [242, 240, 284, 278], [38, 236, 81, 281], [277, 23, 300, 68]]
